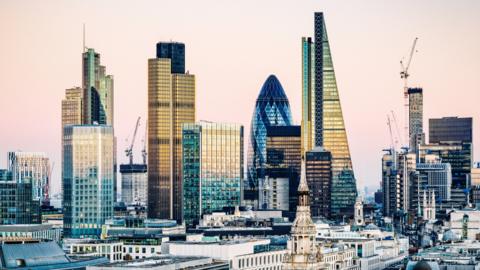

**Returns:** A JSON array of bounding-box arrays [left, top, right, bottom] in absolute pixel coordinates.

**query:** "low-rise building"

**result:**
[[0, 224, 61, 242]]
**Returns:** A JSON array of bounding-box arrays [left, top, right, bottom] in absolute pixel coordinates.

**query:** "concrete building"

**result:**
[[0, 224, 61, 242], [120, 164, 147, 206], [63, 125, 114, 238], [446, 209, 480, 240], [148, 42, 195, 221]]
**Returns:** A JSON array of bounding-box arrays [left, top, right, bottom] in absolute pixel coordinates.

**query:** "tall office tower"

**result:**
[[246, 75, 293, 208], [382, 149, 397, 217], [156, 43, 185, 74], [148, 41, 195, 221], [419, 142, 472, 189], [396, 151, 416, 214], [301, 12, 357, 218], [305, 147, 332, 218], [63, 125, 114, 238], [182, 122, 243, 227], [0, 169, 41, 224], [470, 166, 480, 205], [410, 162, 451, 215], [408, 88, 424, 152], [120, 164, 147, 206], [429, 117, 472, 144], [62, 87, 84, 128], [283, 160, 322, 270], [7, 152, 51, 205], [82, 48, 114, 125], [263, 125, 301, 213]]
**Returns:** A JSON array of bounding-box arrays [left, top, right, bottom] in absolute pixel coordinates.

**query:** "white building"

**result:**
[[0, 224, 61, 242], [259, 175, 289, 211], [447, 208, 480, 240], [163, 239, 287, 270], [120, 164, 147, 206]]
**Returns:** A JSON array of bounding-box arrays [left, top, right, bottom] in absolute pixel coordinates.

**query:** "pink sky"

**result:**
[[1, 0, 479, 195]]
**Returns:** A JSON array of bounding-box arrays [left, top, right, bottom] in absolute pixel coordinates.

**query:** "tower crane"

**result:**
[[400, 37, 418, 148], [125, 117, 141, 165], [141, 124, 147, 165]]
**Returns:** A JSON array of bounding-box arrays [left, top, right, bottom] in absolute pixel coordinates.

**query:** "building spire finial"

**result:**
[[83, 23, 86, 52]]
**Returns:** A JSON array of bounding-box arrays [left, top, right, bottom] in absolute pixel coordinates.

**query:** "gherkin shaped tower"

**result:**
[[246, 75, 293, 206]]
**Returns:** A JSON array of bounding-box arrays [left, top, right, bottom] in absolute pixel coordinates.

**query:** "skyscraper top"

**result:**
[[156, 42, 185, 74], [257, 75, 289, 102]]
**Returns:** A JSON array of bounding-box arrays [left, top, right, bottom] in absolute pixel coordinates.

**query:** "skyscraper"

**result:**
[[148, 42, 195, 221], [246, 75, 293, 208], [408, 88, 424, 152], [305, 147, 332, 218], [62, 87, 84, 128], [120, 164, 148, 206], [7, 152, 51, 205], [382, 149, 397, 217], [301, 12, 357, 218], [429, 117, 473, 144], [63, 125, 114, 238], [156, 42, 185, 74], [182, 122, 243, 227], [82, 48, 114, 126]]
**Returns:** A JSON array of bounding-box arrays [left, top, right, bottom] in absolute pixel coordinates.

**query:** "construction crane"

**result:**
[[387, 115, 396, 151], [400, 37, 418, 148], [141, 124, 147, 165], [125, 117, 141, 165]]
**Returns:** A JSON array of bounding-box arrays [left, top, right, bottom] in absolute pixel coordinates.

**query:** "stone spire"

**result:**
[[283, 157, 321, 269]]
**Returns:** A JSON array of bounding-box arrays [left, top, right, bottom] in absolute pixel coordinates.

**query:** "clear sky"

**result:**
[[1, 0, 479, 196]]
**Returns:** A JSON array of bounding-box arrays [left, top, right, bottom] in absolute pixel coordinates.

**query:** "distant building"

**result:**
[[408, 88, 424, 152], [246, 75, 293, 208], [120, 164, 147, 206], [305, 147, 332, 218], [148, 42, 195, 221], [86, 256, 229, 270], [0, 224, 61, 242], [354, 197, 364, 226], [7, 152, 51, 204], [0, 169, 41, 224], [262, 125, 301, 212], [182, 122, 243, 227], [410, 162, 451, 213], [63, 125, 114, 238], [382, 149, 397, 217], [429, 117, 472, 144], [419, 142, 472, 189]]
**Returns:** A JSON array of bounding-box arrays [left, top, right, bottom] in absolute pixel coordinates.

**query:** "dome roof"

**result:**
[[257, 75, 289, 102], [406, 260, 440, 270], [442, 229, 459, 242], [365, 223, 379, 230]]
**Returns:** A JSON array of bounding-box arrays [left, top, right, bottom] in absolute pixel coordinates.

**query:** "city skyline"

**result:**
[[1, 0, 479, 196]]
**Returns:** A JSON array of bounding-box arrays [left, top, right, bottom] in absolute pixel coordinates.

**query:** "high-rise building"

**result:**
[[408, 88, 424, 152], [246, 75, 293, 208], [7, 152, 51, 204], [0, 169, 41, 224], [62, 87, 84, 128], [305, 147, 331, 218], [301, 12, 357, 219], [156, 42, 185, 74], [147, 42, 195, 221], [120, 164, 147, 206], [429, 117, 472, 144], [382, 149, 397, 217], [182, 122, 243, 227], [63, 125, 114, 238], [263, 125, 301, 213], [396, 151, 416, 214], [82, 48, 114, 126], [419, 142, 472, 188]]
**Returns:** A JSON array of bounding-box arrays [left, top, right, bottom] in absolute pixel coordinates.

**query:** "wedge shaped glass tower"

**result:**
[[246, 75, 293, 206], [301, 12, 357, 218]]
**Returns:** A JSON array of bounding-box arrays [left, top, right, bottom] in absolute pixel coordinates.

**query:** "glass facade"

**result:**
[[156, 42, 185, 74], [307, 12, 357, 218], [246, 75, 293, 207], [0, 169, 41, 225], [305, 147, 331, 218], [63, 125, 114, 238], [148, 43, 195, 221], [301, 37, 315, 154], [264, 125, 301, 213], [408, 88, 424, 152], [7, 152, 51, 204], [429, 117, 472, 144], [120, 164, 148, 206], [182, 122, 243, 227]]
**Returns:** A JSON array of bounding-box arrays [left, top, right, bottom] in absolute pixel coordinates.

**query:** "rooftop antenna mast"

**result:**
[[83, 23, 86, 52]]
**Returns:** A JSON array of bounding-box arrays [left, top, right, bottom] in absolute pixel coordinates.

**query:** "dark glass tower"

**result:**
[[156, 42, 185, 74], [246, 75, 293, 207], [306, 147, 332, 218], [429, 117, 473, 144]]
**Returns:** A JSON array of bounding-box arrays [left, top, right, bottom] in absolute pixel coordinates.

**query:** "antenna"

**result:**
[[83, 23, 86, 52]]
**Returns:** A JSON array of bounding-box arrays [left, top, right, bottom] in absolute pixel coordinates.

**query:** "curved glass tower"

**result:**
[[246, 75, 293, 206]]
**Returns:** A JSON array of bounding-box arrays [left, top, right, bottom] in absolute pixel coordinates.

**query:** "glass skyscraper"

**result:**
[[408, 88, 424, 152], [305, 147, 332, 218], [246, 75, 293, 207], [63, 125, 114, 238], [182, 122, 243, 227], [156, 42, 185, 74], [301, 12, 357, 218], [148, 42, 195, 221], [429, 117, 473, 144]]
